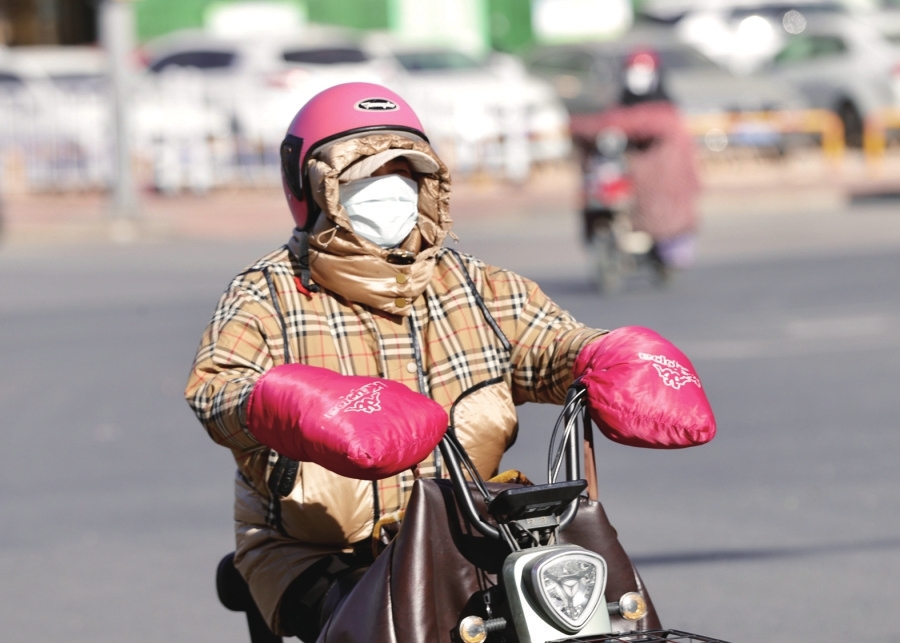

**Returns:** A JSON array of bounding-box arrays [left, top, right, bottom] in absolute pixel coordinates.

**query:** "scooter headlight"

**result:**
[[526, 548, 607, 633]]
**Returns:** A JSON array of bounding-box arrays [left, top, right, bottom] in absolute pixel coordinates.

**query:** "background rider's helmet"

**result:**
[[280, 82, 430, 230], [619, 49, 669, 105]]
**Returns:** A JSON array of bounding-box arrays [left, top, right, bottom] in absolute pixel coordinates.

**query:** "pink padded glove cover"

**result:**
[[246, 364, 448, 480], [573, 326, 716, 448]]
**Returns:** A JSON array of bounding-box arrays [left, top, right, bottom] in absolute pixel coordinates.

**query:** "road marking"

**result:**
[[678, 313, 900, 360], [785, 314, 889, 340]]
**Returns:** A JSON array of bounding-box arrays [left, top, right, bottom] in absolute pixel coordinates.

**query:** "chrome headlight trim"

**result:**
[[525, 548, 607, 633]]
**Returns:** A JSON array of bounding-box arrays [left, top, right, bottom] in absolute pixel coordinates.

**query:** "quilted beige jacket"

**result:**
[[185, 133, 606, 632]]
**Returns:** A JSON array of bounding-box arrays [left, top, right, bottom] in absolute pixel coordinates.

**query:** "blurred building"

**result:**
[[0, 0, 633, 51], [139, 0, 632, 52], [0, 0, 97, 45]]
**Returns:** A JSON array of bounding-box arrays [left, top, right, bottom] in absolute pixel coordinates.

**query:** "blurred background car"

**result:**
[[764, 12, 900, 146], [140, 26, 390, 144], [136, 25, 398, 191], [362, 37, 572, 180], [673, 0, 854, 74], [3, 45, 107, 95], [524, 27, 809, 117], [524, 27, 811, 155]]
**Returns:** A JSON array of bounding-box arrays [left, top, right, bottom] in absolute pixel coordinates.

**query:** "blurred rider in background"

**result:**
[[570, 48, 702, 274]]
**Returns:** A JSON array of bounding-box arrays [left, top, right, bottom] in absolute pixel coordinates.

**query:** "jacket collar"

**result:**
[[291, 133, 454, 316]]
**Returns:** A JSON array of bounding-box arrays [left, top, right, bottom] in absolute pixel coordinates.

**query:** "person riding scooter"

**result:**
[[571, 48, 702, 277], [185, 82, 716, 641]]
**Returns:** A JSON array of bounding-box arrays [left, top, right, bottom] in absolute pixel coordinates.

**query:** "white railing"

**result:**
[[0, 75, 572, 196]]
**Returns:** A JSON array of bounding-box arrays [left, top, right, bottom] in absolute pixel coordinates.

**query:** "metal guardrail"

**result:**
[[863, 106, 900, 172], [0, 89, 113, 194], [2, 93, 872, 196], [685, 109, 846, 163], [0, 77, 574, 196]]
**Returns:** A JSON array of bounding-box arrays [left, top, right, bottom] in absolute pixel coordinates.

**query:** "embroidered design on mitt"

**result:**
[[324, 381, 387, 418], [638, 353, 701, 390]]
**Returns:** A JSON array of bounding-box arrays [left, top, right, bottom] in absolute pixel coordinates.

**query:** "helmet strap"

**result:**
[[288, 229, 320, 295]]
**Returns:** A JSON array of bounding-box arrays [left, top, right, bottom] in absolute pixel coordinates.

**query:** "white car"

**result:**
[[764, 12, 900, 145], [524, 28, 810, 117], [671, 0, 854, 74], [140, 27, 391, 143], [363, 39, 572, 179]]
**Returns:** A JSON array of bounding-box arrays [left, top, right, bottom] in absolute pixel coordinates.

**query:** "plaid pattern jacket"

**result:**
[[186, 244, 605, 534]]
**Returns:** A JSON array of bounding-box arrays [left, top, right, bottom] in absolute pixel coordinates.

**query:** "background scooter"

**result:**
[[580, 128, 669, 294]]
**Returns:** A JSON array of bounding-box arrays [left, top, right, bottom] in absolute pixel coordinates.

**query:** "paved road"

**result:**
[[1, 188, 898, 643]]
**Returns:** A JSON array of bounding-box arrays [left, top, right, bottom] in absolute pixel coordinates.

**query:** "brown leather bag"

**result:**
[[318, 475, 661, 642]]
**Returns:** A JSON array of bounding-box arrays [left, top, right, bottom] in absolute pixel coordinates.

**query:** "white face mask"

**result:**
[[625, 65, 658, 96], [338, 174, 420, 248]]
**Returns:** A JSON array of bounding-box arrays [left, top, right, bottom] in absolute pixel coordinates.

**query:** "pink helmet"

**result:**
[[280, 82, 430, 230]]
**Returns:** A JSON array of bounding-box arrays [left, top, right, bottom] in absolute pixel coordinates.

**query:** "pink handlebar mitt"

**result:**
[[246, 364, 448, 480], [573, 326, 716, 449]]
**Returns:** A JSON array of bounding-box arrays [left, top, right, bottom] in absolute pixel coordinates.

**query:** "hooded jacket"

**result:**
[[184, 133, 606, 632]]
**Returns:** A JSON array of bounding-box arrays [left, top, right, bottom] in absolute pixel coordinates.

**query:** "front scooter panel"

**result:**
[[502, 545, 611, 643]]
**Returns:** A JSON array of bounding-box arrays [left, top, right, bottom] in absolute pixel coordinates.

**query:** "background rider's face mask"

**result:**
[[339, 174, 419, 248], [624, 61, 659, 96]]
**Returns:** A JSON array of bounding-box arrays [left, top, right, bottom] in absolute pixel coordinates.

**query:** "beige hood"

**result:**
[[301, 133, 454, 316]]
